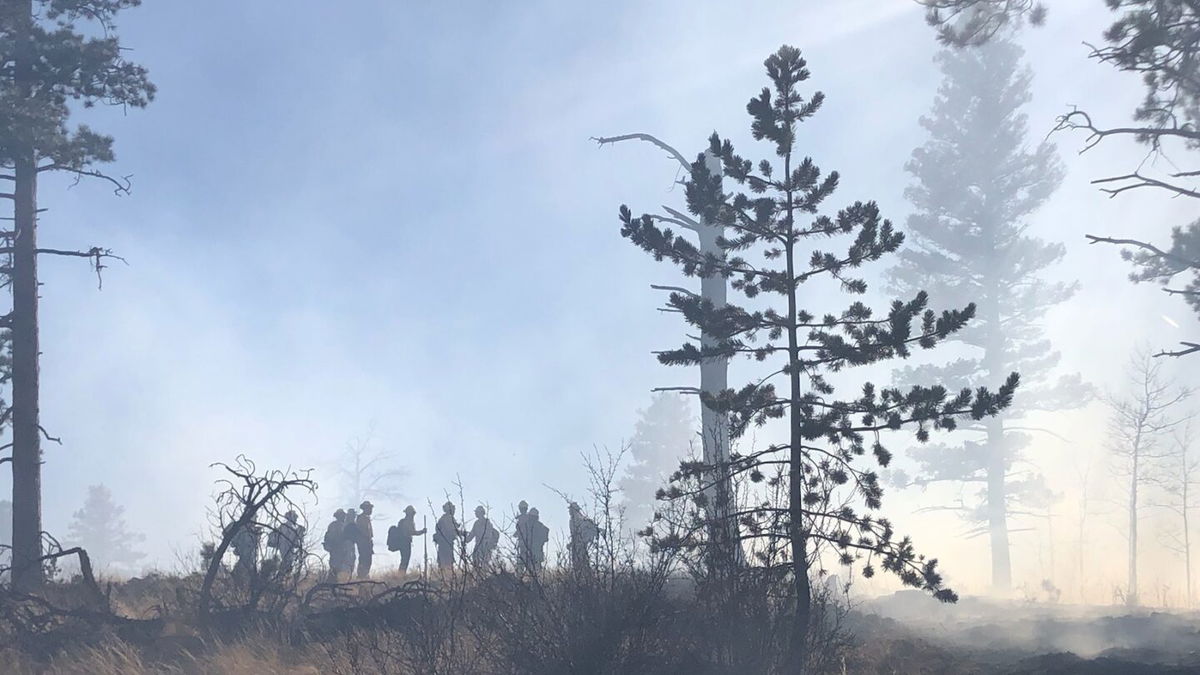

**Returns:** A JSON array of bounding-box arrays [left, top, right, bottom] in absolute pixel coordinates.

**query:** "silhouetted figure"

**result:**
[[434, 501, 462, 570], [323, 509, 347, 581], [342, 508, 359, 580], [391, 505, 426, 573], [568, 502, 598, 571], [229, 522, 260, 583], [356, 501, 375, 579], [514, 500, 534, 573], [529, 507, 549, 572], [269, 509, 305, 574], [465, 505, 499, 566]]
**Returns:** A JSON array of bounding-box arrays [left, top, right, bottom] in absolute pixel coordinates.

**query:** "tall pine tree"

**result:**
[[618, 393, 697, 533], [621, 45, 1017, 668], [66, 484, 145, 574], [1, 0, 153, 590], [887, 36, 1086, 591]]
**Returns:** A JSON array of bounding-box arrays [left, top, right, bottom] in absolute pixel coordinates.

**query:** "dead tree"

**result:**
[[334, 426, 407, 509], [594, 133, 741, 571], [198, 456, 316, 619], [1107, 350, 1191, 606], [1152, 421, 1200, 607]]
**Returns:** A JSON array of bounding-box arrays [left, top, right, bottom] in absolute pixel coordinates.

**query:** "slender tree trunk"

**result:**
[[985, 418, 1011, 590], [1184, 488, 1191, 608], [782, 153, 810, 672], [696, 150, 737, 571], [11, 0, 43, 593], [982, 261, 1011, 591], [1129, 453, 1139, 606], [1077, 521, 1085, 603]]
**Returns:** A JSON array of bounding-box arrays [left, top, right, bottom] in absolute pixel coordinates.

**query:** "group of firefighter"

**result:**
[[223, 497, 601, 582], [319, 499, 599, 581]]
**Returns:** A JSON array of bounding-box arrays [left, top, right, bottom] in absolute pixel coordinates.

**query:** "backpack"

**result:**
[[322, 522, 342, 552], [342, 522, 360, 545], [387, 524, 403, 552], [267, 529, 281, 549]]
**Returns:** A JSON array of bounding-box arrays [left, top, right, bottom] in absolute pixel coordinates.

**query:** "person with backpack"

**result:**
[[388, 505, 426, 574], [465, 505, 499, 566], [323, 509, 347, 581], [528, 507, 549, 573], [269, 509, 305, 574], [341, 508, 359, 581], [433, 501, 463, 570], [568, 502, 599, 572], [355, 501, 375, 579], [229, 521, 261, 584], [514, 500, 534, 573]]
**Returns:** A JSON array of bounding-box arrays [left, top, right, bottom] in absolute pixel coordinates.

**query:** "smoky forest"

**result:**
[[5, 1, 1200, 674]]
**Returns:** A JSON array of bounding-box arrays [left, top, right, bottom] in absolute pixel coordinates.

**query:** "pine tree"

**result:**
[[887, 36, 1087, 590], [919, 1, 1048, 46], [1, 0, 154, 590], [1053, 2, 1200, 356], [65, 484, 145, 573], [618, 393, 697, 532], [620, 45, 1018, 667]]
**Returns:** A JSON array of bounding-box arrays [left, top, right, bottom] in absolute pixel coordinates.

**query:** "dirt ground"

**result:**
[[845, 591, 1200, 674]]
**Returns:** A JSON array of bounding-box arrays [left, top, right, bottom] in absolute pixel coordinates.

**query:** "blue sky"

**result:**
[[9, 0, 1200, 591]]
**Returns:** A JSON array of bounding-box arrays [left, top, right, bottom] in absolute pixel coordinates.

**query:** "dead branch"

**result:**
[[591, 133, 691, 171], [38, 426, 61, 444], [650, 284, 698, 298], [1156, 341, 1200, 358], [37, 164, 133, 196], [1054, 108, 1200, 152], [1086, 234, 1200, 270], [1092, 172, 1200, 200]]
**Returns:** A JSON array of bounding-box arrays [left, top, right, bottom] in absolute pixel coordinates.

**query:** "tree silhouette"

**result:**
[[1152, 421, 1200, 608], [1, 0, 155, 590], [334, 427, 407, 510], [620, 45, 1018, 667], [918, 0, 1047, 46], [921, 2, 1200, 360], [618, 393, 697, 533], [887, 36, 1088, 590], [1051, 2, 1200, 357], [595, 133, 739, 569], [65, 484, 145, 574], [1107, 350, 1190, 606]]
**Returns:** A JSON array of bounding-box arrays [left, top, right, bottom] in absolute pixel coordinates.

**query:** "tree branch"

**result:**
[[1156, 341, 1200, 358], [592, 133, 691, 171], [1086, 234, 1200, 270], [38, 164, 132, 196]]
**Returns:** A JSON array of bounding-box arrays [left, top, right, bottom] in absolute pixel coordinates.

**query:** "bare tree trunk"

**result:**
[[696, 150, 738, 571], [1184, 483, 1192, 608], [1129, 455, 1139, 606], [10, 0, 43, 593], [981, 273, 1011, 592], [985, 418, 1011, 591]]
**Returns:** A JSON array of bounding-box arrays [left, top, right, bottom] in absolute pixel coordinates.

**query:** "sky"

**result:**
[[7, 0, 1200, 598]]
